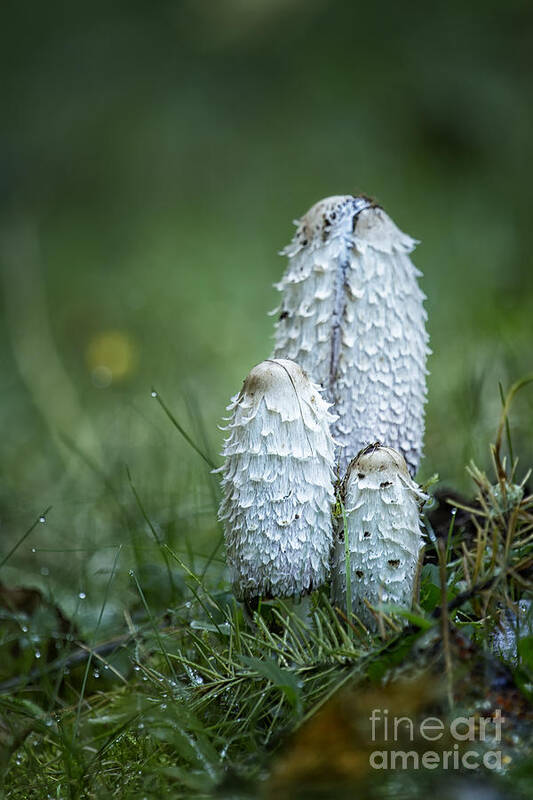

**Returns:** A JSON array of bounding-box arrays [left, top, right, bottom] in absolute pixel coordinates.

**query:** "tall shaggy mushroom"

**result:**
[[218, 358, 337, 605], [272, 195, 429, 475], [331, 443, 427, 630]]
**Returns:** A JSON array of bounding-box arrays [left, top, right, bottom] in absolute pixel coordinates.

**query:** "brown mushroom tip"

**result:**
[[347, 442, 411, 479], [296, 195, 379, 242], [242, 358, 307, 396]]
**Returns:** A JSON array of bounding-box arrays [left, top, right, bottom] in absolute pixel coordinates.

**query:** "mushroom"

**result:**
[[218, 358, 337, 605], [272, 195, 429, 475], [331, 443, 427, 630]]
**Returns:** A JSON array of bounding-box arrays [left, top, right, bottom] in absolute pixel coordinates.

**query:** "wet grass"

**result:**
[[1, 383, 532, 798]]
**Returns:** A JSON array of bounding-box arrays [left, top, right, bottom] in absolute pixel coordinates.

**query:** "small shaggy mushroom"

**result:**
[[331, 443, 427, 630], [272, 195, 429, 475], [218, 358, 337, 604]]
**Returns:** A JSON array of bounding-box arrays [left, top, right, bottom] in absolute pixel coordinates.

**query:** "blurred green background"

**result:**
[[1, 0, 532, 613]]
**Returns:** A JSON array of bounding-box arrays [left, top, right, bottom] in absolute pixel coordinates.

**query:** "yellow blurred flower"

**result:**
[[86, 330, 138, 387]]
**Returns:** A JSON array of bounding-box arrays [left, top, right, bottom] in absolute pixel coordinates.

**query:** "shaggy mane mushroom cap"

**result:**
[[218, 358, 337, 602], [273, 194, 429, 475], [331, 443, 427, 630]]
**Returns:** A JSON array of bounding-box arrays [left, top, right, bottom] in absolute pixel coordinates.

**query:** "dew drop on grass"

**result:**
[[93, 671, 100, 679], [133, 665, 140, 672], [151, 390, 158, 398], [21, 625, 28, 633], [78, 591, 86, 600], [138, 722, 145, 730], [31, 548, 36, 553], [40, 567, 49, 576], [39, 516, 46, 524], [34, 650, 41, 659], [161, 704, 167, 710]]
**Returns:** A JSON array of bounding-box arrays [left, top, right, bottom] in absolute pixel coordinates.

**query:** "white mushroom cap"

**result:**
[[289, 195, 374, 251], [219, 358, 337, 602], [332, 443, 427, 629], [273, 194, 429, 475], [346, 443, 412, 483], [287, 194, 414, 256]]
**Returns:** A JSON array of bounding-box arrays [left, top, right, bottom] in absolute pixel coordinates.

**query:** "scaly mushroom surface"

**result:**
[[218, 358, 337, 603], [272, 195, 429, 474], [331, 443, 427, 629]]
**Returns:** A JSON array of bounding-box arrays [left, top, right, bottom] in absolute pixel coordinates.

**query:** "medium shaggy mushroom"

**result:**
[[272, 195, 429, 475], [331, 443, 427, 630], [218, 358, 337, 604]]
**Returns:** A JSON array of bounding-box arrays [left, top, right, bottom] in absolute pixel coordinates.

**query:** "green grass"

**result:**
[[1, 384, 532, 798]]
